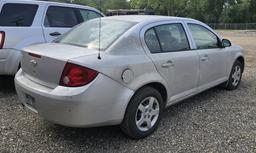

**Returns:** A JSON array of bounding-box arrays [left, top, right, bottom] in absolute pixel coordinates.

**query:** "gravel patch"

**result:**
[[1, 31, 256, 153]]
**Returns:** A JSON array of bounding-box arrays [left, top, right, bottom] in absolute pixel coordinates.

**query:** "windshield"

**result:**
[[55, 18, 136, 50]]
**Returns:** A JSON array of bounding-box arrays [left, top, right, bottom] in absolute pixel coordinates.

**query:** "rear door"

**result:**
[[42, 6, 80, 42], [42, 6, 102, 43], [187, 23, 228, 89], [141, 21, 200, 103]]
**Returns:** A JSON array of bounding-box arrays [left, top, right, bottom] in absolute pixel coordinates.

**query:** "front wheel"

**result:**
[[224, 60, 243, 90], [121, 87, 164, 139]]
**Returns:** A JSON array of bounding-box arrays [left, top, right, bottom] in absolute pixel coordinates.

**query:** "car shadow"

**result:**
[[0, 76, 16, 95]]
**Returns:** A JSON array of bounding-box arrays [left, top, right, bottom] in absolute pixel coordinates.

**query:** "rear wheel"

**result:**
[[121, 87, 164, 139], [224, 60, 243, 90]]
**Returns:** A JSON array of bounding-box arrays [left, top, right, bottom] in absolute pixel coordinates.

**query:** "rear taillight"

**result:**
[[59, 63, 98, 87], [0, 31, 5, 49]]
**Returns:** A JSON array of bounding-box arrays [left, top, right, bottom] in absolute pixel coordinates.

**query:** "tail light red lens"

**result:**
[[0, 31, 5, 49], [59, 63, 98, 87]]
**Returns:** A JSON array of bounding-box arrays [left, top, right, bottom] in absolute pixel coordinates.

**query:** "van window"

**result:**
[[79, 9, 101, 22], [44, 6, 79, 28], [0, 4, 38, 27]]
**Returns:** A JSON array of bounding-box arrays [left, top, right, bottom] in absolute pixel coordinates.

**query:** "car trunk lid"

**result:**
[[21, 43, 98, 88]]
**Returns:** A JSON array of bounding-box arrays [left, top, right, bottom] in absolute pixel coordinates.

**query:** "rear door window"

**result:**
[[145, 23, 190, 53], [0, 3, 38, 27], [79, 9, 101, 22], [155, 24, 190, 52], [44, 6, 79, 28]]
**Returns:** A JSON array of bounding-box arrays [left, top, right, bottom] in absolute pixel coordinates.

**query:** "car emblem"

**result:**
[[30, 59, 37, 67]]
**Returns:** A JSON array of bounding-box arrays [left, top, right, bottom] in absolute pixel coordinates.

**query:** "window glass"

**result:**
[[45, 6, 79, 28], [154, 24, 190, 52], [145, 28, 161, 53], [0, 4, 38, 27], [79, 10, 101, 22], [55, 19, 136, 50], [188, 24, 219, 49]]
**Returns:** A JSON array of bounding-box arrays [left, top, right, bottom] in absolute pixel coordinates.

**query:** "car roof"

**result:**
[[1, 0, 99, 12], [104, 15, 198, 24]]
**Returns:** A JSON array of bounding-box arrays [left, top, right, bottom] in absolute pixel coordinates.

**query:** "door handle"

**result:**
[[162, 60, 175, 68], [200, 55, 209, 62], [49, 32, 61, 37]]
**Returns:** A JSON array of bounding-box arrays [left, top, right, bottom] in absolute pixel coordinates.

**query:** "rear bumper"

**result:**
[[0, 48, 21, 75], [15, 70, 134, 127]]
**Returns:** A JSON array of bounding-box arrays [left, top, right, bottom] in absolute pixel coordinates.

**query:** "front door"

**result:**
[[187, 23, 227, 89]]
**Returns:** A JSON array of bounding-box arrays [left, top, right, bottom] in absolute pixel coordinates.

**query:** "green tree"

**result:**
[[185, 0, 207, 22], [52, 0, 256, 23], [249, 0, 256, 22], [54, 0, 130, 11], [130, 0, 190, 16], [104, 0, 130, 10]]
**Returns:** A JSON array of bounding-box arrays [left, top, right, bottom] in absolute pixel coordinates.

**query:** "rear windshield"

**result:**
[[0, 3, 38, 27], [55, 19, 137, 50]]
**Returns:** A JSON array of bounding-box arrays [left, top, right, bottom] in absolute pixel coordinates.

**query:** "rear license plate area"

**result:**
[[25, 94, 35, 108]]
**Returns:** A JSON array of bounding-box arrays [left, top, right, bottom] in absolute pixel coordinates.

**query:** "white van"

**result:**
[[0, 0, 103, 75]]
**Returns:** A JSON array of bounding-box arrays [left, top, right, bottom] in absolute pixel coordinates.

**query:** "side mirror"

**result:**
[[222, 39, 231, 48]]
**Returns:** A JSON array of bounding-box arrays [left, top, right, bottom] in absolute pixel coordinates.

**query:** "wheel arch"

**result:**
[[131, 82, 168, 108], [236, 56, 245, 73]]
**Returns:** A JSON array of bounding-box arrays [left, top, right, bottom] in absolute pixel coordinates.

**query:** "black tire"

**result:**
[[121, 87, 164, 139], [224, 60, 243, 90]]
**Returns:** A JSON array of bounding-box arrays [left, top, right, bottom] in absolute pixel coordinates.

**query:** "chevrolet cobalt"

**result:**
[[15, 15, 244, 139]]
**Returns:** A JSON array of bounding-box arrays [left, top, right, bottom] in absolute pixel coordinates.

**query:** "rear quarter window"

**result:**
[[0, 3, 38, 27]]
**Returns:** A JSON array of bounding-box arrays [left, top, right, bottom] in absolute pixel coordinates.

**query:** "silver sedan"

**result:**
[[15, 15, 245, 139]]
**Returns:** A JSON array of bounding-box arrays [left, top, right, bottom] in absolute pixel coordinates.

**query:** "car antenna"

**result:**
[[97, 0, 102, 60]]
